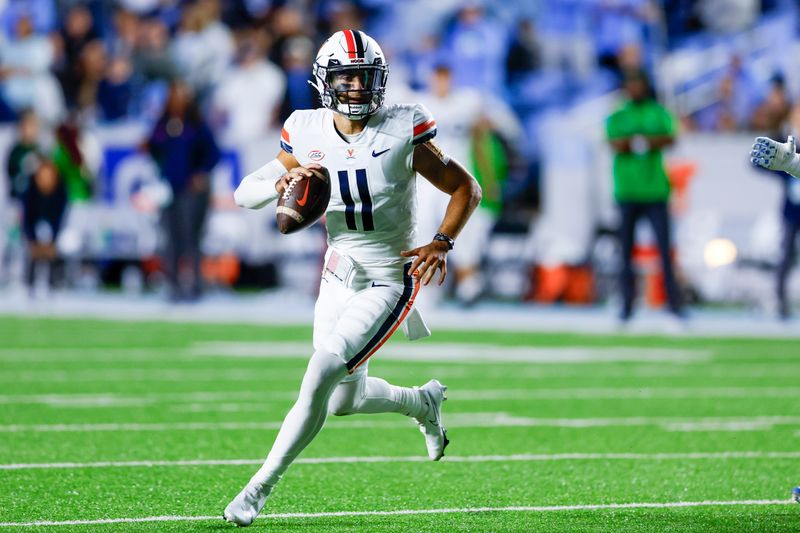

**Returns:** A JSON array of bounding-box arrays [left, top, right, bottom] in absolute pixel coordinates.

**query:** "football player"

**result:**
[[224, 30, 482, 526], [750, 135, 800, 319]]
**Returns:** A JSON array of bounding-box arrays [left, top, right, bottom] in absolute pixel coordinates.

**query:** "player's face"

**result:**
[[329, 68, 377, 104]]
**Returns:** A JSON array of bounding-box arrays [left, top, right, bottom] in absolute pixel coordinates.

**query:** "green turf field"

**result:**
[[1, 316, 800, 531]]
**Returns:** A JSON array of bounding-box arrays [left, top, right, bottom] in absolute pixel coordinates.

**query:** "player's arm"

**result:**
[[609, 133, 673, 153], [609, 137, 632, 153], [646, 107, 677, 150], [644, 134, 674, 150], [402, 141, 482, 286], [751, 135, 800, 178], [234, 150, 316, 209]]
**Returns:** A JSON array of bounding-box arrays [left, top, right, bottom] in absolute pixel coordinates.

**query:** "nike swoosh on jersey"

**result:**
[[296, 183, 310, 206], [372, 148, 391, 157], [371, 282, 390, 288]]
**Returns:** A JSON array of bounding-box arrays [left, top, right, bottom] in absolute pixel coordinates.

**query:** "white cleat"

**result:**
[[223, 482, 271, 527], [414, 379, 449, 461]]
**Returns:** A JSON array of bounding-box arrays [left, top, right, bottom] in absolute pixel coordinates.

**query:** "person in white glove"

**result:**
[[750, 135, 800, 319], [750, 135, 800, 178]]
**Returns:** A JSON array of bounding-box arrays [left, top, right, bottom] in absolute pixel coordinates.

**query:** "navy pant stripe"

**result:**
[[346, 264, 414, 372]]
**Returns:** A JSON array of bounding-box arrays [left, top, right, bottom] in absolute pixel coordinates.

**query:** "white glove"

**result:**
[[750, 135, 800, 177]]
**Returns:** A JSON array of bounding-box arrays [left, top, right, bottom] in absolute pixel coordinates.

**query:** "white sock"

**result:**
[[249, 350, 347, 488], [328, 375, 427, 419]]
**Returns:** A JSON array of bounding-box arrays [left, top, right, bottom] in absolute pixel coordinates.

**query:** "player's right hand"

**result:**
[[276, 164, 325, 195], [750, 135, 796, 171]]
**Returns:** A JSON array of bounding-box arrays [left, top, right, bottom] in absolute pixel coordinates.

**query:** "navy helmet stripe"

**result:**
[[346, 265, 414, 372], [353, 30, 365, 58]]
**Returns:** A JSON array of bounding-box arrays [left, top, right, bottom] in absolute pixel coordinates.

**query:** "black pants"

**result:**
[[25, 256, 60, 288], [777, 218, 800, 316], [163, 188, 210, 298], [618, 201, 683, 318]]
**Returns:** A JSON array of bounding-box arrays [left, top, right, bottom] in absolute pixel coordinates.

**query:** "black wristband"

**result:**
[[433, 232, 454, 250]]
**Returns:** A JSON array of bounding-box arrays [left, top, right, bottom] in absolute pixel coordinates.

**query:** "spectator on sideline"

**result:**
[[72, 39, 108, 115], [210, 32, 285, 146], [0, 0, 58, 37], [5, 109, 42, 201], [55, 3, 99, 111], [606, 69, 684, 323], [440, 3, 510, 95], [415, 63, 485, 307], [170, 0, 234, 103], [22, 159, 67, 295], [0, 14, 64, 124], [278, 36, 317, 122], [97, 55, 134, 122], [591, 0, 657, 72], [750, 74, 791, 139], [689, 54, 762, 132], [52, 119, 94, 203], [415, 63, 520, 306], [147, 80, 220, 301]]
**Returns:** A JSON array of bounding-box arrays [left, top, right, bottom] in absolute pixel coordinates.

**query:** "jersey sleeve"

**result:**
[[411, 104, 437, 145], [280, 112, 297, 154]]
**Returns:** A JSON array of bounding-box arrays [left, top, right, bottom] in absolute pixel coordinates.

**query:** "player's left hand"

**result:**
[[401, 241, 449, 286]]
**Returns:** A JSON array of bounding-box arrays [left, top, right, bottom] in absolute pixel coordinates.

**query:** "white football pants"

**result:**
[[248, 260, 426, 489]]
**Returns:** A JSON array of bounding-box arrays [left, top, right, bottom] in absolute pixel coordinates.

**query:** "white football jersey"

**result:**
[[281, 103, 437, 269]]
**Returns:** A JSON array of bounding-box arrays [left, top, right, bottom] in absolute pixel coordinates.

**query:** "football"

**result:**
[[276, 166, 331, 234]]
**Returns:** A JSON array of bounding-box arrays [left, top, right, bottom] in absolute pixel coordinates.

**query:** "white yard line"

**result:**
[[0, 391, 296, 407], [0, 500, 791, 527], [3, 413, 800, 433], [0, 348, 182, 363], [0, 343, 711, 365], [3, 451, 800, 471], [455, 387, 800, 400], [0, 369, 301, 383], [189, 341, 711, 364], [5, 386, 800, 409]]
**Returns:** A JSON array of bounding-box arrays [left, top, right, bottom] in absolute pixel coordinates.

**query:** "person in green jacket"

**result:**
[[606, 69, 684, 322], [52, 121, 93, 202]]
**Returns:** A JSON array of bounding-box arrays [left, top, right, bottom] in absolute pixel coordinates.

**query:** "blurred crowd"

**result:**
[[1, 0, 799, 304]]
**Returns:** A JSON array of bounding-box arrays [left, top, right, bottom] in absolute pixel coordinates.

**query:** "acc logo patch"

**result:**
[[308, 150, 325, 161]]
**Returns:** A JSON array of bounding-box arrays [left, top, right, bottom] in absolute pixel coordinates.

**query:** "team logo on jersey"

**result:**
[[345, 148, 356, 159], [308, 149, 325, 161]]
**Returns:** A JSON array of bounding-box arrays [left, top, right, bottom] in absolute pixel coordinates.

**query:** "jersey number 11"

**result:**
[[338, 169, 374, 232]]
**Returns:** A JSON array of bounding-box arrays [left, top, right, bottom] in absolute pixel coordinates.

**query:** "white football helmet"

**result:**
[[310, 30, 389, 120]]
